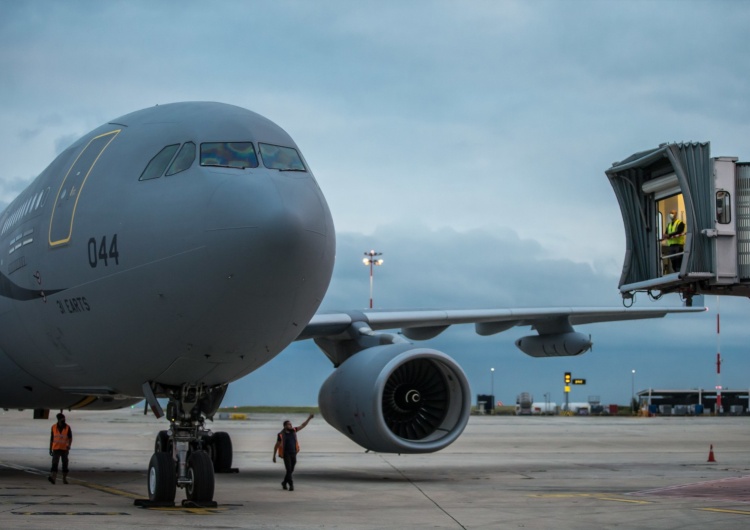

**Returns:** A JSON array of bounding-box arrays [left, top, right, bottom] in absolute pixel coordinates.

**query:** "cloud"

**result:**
[[322, 224, 622, 311], [0, 176, 33, 208]]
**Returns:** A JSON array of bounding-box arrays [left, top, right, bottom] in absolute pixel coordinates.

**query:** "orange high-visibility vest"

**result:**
[[276, 430, 299, 457], [51, 424, 71, 451]]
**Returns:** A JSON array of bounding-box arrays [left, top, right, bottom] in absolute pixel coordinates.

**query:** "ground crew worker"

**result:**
[[48, 413, 72, 484], [662, 210, 686, 273], [273, 414, 313, 491]]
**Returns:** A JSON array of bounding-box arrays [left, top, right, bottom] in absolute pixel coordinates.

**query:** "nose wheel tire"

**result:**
[[147, 452, 176, 502], [185, 450, 215, 502]]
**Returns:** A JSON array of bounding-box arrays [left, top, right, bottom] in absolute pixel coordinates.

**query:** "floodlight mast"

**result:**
[[363, 250, 384, 309]]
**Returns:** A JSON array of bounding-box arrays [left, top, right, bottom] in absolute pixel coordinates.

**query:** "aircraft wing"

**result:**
[[298, 306, 705, 362], [299, 306, 705, 340], [298, 305, 705, 453]]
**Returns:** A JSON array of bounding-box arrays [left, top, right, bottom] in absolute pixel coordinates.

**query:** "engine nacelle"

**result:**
[[515, 332, 592, 357], [318, 344, 471, 454]]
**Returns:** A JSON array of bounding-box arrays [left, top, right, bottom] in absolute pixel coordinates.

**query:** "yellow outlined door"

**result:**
[[49, 130, 120, 247]]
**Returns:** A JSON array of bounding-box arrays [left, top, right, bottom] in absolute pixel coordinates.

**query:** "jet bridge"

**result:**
[[606, 142, 750, 304]]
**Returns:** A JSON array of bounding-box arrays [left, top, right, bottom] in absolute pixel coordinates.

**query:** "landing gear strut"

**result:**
[[138, 382, 232, 507]]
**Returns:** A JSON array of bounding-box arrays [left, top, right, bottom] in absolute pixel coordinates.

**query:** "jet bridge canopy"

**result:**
[[606, 142, 750, 303]]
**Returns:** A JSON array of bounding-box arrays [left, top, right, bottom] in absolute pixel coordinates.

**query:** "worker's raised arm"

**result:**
[[296, 413, 314, 432]]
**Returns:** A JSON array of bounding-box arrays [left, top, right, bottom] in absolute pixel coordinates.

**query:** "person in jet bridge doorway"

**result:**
[[662, 209, 686, 273]]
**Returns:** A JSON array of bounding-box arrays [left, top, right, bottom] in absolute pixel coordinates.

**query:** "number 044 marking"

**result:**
[[88, 234, 119, 268]]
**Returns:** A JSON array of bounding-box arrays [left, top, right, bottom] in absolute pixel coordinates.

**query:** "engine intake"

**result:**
[[318, 344, 471, 454]]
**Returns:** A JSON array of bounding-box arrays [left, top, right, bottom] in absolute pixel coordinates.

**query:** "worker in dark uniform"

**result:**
[[48, 413, 72, 484], [272, 414, 313, 491]]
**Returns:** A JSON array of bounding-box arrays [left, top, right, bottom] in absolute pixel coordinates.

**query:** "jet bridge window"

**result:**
[[716, 190, 731, 224], [259, 143, 306, 171], [200, 142, 258, 169], [140, 144, 179, 181]]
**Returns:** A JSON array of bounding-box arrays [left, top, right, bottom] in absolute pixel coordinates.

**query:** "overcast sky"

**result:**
[[2, 1, 749, 407]]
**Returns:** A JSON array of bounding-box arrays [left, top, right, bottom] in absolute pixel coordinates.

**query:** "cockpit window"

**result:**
[[200, 142, 258, 169], [140, 144, 180, 181], [166, 142, 196, 176], [259, 143, 306, 171]]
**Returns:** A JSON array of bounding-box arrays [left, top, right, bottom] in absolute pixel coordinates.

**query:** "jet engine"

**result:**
[[318, 344, 471, 454], [515, 332, 592, 357]]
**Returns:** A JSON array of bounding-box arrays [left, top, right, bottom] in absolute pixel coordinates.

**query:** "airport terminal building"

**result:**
[[637, 389, 749, 415]]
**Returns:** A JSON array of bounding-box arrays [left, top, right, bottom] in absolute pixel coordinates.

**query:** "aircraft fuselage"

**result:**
[[0, 102, 335, 410]]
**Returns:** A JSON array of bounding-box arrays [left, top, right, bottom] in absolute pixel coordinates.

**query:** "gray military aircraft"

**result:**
[[0, 102, 702, 505]]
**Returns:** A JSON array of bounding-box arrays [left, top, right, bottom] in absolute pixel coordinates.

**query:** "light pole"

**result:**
[[363, 250, 383, 309], [631, 369, 636, 414]]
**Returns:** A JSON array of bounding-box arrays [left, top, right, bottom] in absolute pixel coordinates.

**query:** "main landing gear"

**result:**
[[137, 382, 234, 507]]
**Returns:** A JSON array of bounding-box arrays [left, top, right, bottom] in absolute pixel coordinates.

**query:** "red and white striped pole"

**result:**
[[369, 261, 374, 309], [716, 296, 722, 414]]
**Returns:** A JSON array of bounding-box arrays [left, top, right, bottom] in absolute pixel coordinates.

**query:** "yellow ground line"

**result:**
[[148, 506, 223, 515], [529, 493, 652, 504], [76, 480, 141, 500], [590, 495, 652, 504], [12, 511, 130, 516], [531, 492, 750, 513], [1, 461, 227, 514], [0, 461, 139, 499], [699, 508, 750, 516]]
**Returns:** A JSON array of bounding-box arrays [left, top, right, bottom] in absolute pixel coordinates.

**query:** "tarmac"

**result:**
[[0, 407, 749, 529]]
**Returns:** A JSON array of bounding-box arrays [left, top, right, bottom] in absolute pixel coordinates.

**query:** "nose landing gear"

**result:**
[[137, 382, 232, 508]]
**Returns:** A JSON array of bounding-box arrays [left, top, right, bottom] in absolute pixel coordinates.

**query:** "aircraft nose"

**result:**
[[272, 173, 332, 241], [204, 170, 335, 306], [205, 171, 330, 236]]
